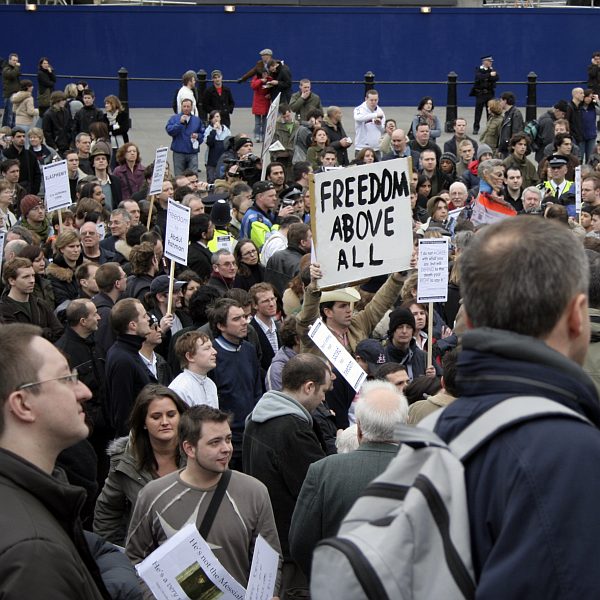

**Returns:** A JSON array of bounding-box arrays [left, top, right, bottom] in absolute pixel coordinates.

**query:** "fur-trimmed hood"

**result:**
[[114, 239, 132, 260], [46, 261, 74, 282]]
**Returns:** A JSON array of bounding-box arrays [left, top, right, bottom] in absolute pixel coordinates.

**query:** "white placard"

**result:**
[[0, 232, 5, 279], [260, 92, 281, 180], [245, 535, 279, 600], [136, 523, 246, 600], [308, 318, 367, 391], [575, 165, 582, 214], [96, 222, 106, 240], [417, 238, 449, 303], [164, 199, 191, 265], [312, 158, 413, 288], [42, 161, 71, 212], [149, 146, 169, 196], [217, 234, 233, 252]]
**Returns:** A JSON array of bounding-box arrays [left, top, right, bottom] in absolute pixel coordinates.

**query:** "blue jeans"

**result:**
[[172, 151, 198, 176], [254, 115, 266, 140], [2, 97, 14, 128]]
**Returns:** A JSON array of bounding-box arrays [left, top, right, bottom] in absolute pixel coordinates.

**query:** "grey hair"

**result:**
[[453, 230, 474, 252], [211, 248, 234, 266], [110, 208, 131, 222], [522, 186, 542, 201], [355, 380, 408, 443], [326, 105, 340, 118], [461, 216, 589, 338], [478, 158, 503, 180], [181, 193, 203, 207], [336, 425, 360, 454], [449, 181, 468, 194]]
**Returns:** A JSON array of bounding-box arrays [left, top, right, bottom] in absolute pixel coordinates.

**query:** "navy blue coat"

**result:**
[[435, 327, 600, 599]]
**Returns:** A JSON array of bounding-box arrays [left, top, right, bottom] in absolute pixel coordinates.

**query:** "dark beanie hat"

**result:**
[[387, 308, 416, 339]]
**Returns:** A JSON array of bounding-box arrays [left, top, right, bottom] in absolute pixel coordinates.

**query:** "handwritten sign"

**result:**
[[149, 146, 169, 195], [42, 161, 71, 212], [417, 238, 449, 303], [164, 199, 191, 265], [312, 158, 413, 288], [308, 318, 367, 391]]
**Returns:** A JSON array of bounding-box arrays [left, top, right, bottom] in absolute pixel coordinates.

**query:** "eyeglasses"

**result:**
[[241, 249, 258, 258], [81, 231, 97, 237], [17, 368, 79, 391]]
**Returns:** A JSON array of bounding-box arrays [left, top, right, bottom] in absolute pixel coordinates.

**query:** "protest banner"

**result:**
[[417, 238, 449, 367], [308, 318, 367, 391], [260, 93, 281, 180], [164, 199, 191, 314], [311, 157, 413, 289], [42, 160, 71, 213], [147, 146, 169, 228], [136, 524, 278, 600]]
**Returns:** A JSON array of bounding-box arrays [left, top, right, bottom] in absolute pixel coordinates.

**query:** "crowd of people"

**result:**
[[1, 48, 600, 599]]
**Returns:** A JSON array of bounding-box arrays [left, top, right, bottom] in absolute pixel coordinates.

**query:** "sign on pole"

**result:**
[[417, 238, 449, 304], [575, 165, 582, 216], [311, 157, 413, 289], [260, 92, 281, 179], [42, 161, 71, 212], [164, 199, 191, 266], [148, 146, 169, 196]]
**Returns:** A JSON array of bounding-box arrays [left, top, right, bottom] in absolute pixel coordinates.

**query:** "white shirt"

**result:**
[[353, 101, 386, 151], [139, 351, 157, 378], [260, 231, 287, 266], [253, 316, 279, 354], [169, 369, 219, 408], [176, 85, 198, 116]]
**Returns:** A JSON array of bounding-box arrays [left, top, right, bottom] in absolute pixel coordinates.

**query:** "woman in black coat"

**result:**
[[37, 57, 56, 118]]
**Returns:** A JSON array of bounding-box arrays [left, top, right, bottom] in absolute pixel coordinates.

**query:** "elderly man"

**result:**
[[290, 379, 408, 578], [520, 186, 543, 214]]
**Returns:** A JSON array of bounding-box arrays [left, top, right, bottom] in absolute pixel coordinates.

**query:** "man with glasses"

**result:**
[[0, 257, 63, 342], [206, 249, 238, 296], [248, 282, 281, 373], [105, 298, 154, 436], [80, 221, 115, 264], [0, 323, 109, 599]]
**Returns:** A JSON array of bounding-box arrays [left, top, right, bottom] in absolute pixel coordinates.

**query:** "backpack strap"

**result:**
[[198, 469, 232, 540], [393, 422, 449, 450], [449, 396, 592, 462]]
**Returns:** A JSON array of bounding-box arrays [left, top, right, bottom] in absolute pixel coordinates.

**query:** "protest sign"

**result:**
[[136, 524, 278, 600], [575, 165, 582, 216], [417, 238, 449, 304], [308, 318, 367, 391], [260, 93, 281, 180], [164, 199, 191, 266], [149, 147, 169, 195], [42, 161, 71, 212], [311, 158, 413, 288]]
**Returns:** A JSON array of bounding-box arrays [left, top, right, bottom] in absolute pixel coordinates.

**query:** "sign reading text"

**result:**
[[149, 147, 169, 195], [417, 238, 449, 303], [43, 161, 71, 212], [164, 199, 191, 265], [312, 158, 413, 288]]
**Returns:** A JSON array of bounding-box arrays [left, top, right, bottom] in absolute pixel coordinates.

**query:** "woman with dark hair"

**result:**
[[204, 110, 232, 183], [416, 173, 432, 209], [355, 147, 378, 165], [46, 230, 83, 307], [233, 238, 265, 290], [306, 127, 330, 170], [18, 243, 55, 310], [93, 384, 187, 545], [501, 132, 538, 188], [37, 57, 56, 117], [410, 96, 441, 141], [113, 142, 145, 199]]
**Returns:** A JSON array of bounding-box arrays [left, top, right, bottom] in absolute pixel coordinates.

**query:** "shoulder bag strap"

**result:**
[[198, 469, 232, 540]]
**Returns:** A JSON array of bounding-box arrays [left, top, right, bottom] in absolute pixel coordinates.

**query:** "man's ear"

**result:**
[[181, 439, 195, 459], [566, 293, 588, 340], [5, 391, 36, 424]]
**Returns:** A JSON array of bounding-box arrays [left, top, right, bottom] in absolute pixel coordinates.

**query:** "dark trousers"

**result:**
[[474, 95, 492, 130]]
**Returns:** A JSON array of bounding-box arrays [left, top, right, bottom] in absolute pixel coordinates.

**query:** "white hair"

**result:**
[[336, 425, 360, 454], [355, 380, 408, 443]]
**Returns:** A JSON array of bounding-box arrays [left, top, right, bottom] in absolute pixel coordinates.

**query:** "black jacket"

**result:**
[[498, 106, 525, 155], [42, 106, 73, 154], [47, 259, 80, 307], [0, 449, 110, 599], [55, 327, 107, 430], [92, 292, 116, 356], [202, 85, 235, 128], [187, 242, 213, 282], [2, 144, 41, 194], [74, 104, 104, 135], [249, 316, 281, 374], [124, 273, 153, 303], [0, 293, 64, 342], [105, 334, 156, 436], [321, 118, 350, 166]]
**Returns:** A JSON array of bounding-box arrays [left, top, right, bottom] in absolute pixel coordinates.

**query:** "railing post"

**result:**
[[526, 71, 537, 123], [197, 69, 207, 98], [364, 71, 375, 96], [445, 71, 458, 133], [118, 67, 129, 126]]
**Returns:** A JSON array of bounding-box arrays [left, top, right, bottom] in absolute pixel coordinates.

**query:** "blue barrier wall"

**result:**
[[0, 5, 596, 109]]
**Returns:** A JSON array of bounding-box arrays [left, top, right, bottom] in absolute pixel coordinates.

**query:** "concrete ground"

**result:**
[[126, 104, 531, 174]]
